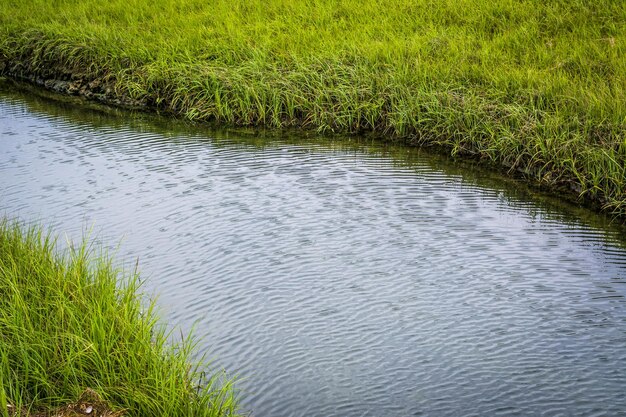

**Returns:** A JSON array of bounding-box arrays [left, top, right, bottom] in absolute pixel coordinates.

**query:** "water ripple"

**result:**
[[2, 92, 626, 417]]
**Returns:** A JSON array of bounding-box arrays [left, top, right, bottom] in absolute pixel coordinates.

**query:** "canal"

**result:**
[[1, 83, 625, 416]]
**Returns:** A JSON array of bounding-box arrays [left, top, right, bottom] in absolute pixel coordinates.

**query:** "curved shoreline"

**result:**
[[2, 63, 621, 222]]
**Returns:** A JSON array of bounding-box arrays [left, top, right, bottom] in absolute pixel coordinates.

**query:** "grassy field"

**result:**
[[0, 220, 239, 416], [0, 0, 624, 216]]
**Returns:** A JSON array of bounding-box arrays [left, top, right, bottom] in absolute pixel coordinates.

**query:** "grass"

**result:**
[[0, 0, 624, 216], [0, 220, 239, 417]]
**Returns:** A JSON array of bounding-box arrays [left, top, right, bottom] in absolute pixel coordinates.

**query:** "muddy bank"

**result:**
[[0, 59, 145, 109]]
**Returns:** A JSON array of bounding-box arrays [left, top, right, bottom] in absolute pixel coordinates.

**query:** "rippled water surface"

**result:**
[[1, 85, 626, 417]]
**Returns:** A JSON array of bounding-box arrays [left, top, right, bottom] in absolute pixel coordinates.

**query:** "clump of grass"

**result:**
[[0, 220, 239, 417], [0, 0, 624, 216]]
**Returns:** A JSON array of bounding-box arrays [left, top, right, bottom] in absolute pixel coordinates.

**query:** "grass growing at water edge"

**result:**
[[0, 0, 624, 217], [0, 220, 239, 416]]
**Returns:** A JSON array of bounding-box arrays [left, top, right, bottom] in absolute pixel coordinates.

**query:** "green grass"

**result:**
[[0, 0, 624, 216], [0, 220, 239, 416]]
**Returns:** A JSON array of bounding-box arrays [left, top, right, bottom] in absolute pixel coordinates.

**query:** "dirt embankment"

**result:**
[[0, 59, 144, 109]]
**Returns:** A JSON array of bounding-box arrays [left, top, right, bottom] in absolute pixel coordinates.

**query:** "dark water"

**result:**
[[1, 83, 626, 417]]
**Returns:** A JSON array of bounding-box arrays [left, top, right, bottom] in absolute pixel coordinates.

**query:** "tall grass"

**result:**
[[0, 0, 624, 215], [0, 220, 239, 416]]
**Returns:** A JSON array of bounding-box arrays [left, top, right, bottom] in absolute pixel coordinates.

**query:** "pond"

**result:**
[[1, 83, 625, 417]]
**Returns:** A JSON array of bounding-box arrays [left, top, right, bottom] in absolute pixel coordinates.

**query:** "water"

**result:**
[[1, 83, 626, 417]]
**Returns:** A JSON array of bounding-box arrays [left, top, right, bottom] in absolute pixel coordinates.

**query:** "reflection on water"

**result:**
[[1, 83, 625, 417]]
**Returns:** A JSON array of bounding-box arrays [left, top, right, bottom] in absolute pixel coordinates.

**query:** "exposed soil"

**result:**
[[0, 60, 145, 110], [6, 389, 125, 417]]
